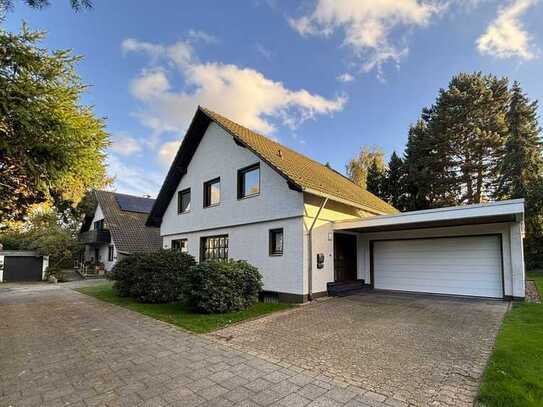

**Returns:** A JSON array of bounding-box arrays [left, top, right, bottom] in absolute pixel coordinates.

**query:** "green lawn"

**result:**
[[477, 270, 543, 407], [75, 282, 292, 334]]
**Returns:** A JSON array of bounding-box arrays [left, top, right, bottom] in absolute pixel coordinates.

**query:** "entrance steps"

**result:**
[[327, 280, 370, 297]]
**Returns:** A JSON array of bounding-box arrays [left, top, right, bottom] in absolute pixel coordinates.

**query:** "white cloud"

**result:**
[[336, 72, 354, 82], [122, 38, 194, 68], [123, 38, 346, 137], [107, 154, 162, 197], [289, 0, 445, 75], [477, 0, 537, 60], [255, 43, 274, 60], [109, 133, 142, 156], [158, 140, 182, 165], [188, 29, 219, 44], [130, 69, 170, 100], [121, 38, 165, 63]]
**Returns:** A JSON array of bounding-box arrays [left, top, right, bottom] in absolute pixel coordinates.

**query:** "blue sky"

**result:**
[[5, 0, 543, 197]]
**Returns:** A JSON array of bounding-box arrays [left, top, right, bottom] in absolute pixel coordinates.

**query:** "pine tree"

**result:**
[[436, 72, 509, 203], [496, 81, 543, 199], [401, 112, 458, 210], [366, 158, 385, 197], [496, 81, 543, 268], [382, 151, 404, 209], [402, 120, 433, 210]]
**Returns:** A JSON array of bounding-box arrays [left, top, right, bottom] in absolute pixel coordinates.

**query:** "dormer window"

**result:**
[[238, 164, 260, 199]]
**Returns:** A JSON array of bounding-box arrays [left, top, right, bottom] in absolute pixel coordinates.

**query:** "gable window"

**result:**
[[94, 219, 104, 230], [203, 178, 220, 207], [108, 246, 114, 262], [201, 235, 228, 261], [269, 228, 284, 256], [238, 163, 260, 199], [172, 238, 188, 253], [178, 188, 191, 214]]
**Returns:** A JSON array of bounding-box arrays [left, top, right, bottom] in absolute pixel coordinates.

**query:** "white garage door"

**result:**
[[373, 235, 503, 298]]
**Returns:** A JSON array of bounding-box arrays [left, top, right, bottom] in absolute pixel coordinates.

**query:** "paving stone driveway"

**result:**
[[1, 284, 399, 407], [211, 292, 509, 406]]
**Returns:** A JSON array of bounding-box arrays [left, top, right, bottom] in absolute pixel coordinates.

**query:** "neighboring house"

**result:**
[[80, 190, 162, 271], [147, 107, 526, 302]]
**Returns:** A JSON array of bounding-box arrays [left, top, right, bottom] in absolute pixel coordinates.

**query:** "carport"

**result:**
[[333, 199, 525, 299]]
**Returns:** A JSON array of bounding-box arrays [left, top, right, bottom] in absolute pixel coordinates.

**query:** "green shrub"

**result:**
[[184, 259, 263, 313], [110, 250, 196, 303], [109, 254, 140, 297]]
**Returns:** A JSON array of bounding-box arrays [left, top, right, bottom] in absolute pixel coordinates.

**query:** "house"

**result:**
[[147, 106, 526, 302], [79, 190, 162, 272]]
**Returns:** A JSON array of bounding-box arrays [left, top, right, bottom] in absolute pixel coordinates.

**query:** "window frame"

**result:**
[[237, 163, 261, 199], [171, 238, 188, 253], [200, 235, 229, 262], [203, 177, 221, 208], [269, 228, 284, 256], [177, 188, 191, 214], [108, 245, 114, 262]]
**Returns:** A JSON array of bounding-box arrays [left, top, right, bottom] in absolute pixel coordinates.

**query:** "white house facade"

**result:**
[[148, 107, 526, 302]]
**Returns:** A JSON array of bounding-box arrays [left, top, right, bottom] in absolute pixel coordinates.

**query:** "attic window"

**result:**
[[277, 149, 283, 158]]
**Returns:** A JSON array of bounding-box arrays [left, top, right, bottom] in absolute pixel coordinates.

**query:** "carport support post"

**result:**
[[307, 197, 328, 301], [510, 221, 525, 298]]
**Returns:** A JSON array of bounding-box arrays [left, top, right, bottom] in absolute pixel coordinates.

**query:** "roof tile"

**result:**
[[201, 108, 398, 215]]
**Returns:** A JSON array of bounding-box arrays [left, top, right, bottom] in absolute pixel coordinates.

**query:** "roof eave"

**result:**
[[302, 187, 391, 216]]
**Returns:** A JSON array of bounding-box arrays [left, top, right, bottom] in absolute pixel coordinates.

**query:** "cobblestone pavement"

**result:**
[[211, 292, 509, 406], [2, 285, 398, 407]]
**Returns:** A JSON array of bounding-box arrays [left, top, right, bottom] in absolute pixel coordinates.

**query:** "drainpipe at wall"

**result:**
[[307, 197, 328, 302]]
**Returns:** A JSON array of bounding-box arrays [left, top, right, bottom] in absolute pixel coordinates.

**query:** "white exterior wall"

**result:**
[[355, 222, 524, 298], [164, 217, 304, 295], [84, 203, 118, 271], [90, 204, 104, 228], [160, 122, 305, 295], [302, 195, 374, 295], [161, 123, 304, 236]]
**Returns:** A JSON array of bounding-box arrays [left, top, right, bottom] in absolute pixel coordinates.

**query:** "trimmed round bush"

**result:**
[[110, 249, 196, 303], [184, 259, 263, 313]]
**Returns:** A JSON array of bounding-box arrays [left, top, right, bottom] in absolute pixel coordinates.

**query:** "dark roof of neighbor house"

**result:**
[[146, 106, 398, 227], [83, 190, 162, 254]]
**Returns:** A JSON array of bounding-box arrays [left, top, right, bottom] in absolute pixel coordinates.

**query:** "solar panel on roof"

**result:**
[[115, 194, 155, 213]]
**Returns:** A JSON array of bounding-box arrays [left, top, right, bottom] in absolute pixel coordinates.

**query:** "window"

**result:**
[[172, 238, 188, 253], [201, 235, 229, 261], [238, 163, 260, 199], [178, 188, 191, 213], [93, 219, 104, 230], [108, 246, 114, 262], [203, 178, 220, 207], [269, 228, 284, 256]]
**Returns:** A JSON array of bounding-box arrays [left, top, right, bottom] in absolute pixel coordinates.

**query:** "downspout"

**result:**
[[307, 197, 328, 302]]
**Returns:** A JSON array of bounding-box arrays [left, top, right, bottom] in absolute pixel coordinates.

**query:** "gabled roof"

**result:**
[[84, 190, 162, 254], [147, 107, 397, 226]]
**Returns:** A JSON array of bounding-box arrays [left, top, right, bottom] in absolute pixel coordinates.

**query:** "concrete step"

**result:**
[[327, 280, 370, 296]]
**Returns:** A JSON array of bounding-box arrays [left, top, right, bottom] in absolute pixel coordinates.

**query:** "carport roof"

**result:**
[[334, 199, 525, 233]]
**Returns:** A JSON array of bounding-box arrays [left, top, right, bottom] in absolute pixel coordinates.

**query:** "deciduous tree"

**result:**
[[346, 146, 384, 190]]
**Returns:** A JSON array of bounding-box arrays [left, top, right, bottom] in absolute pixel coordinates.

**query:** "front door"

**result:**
[[334, 233, 357, 282]]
